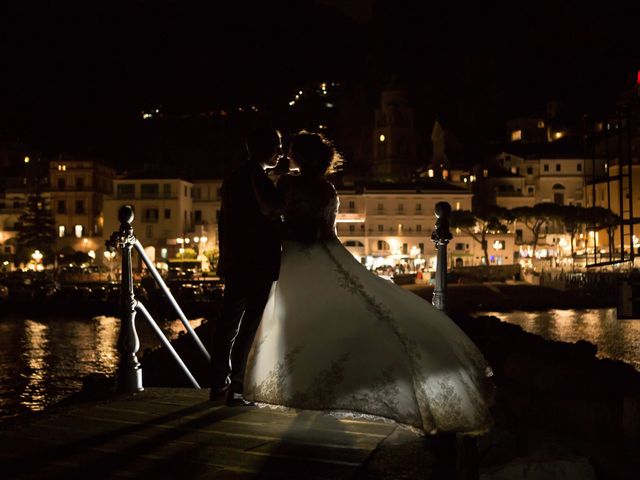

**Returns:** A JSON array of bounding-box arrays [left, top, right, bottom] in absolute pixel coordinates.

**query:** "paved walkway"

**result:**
[[0, 388, 439, 479]]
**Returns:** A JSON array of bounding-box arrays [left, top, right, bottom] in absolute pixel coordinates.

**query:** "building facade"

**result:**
[[335, 182, 514, 270], [49, 157, 115, 256]]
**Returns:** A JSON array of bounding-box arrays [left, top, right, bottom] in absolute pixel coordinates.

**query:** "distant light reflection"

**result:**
[[1, 314, 203, 419], [480, 308, 640, 372], [20, 320, 49, 411]]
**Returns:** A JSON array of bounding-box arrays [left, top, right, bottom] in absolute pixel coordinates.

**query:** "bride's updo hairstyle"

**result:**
[[290, 131, 342, 176]]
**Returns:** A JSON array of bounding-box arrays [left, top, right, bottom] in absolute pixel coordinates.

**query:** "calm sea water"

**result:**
[[2, 309, 639, 421], [0, 314, 203, 420], [479, 308, 640, 372]]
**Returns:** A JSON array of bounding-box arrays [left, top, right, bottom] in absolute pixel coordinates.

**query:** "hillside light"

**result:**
[[24, 156, 30, 164]]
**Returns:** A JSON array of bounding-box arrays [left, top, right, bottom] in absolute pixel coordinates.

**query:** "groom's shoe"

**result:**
[[225, 391, 255, 407]]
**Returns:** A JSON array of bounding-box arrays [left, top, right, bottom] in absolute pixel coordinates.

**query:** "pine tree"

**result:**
[[16, 186, 56, 265]]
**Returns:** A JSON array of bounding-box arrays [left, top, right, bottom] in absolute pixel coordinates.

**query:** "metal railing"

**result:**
[[106, 205, 210, 392]]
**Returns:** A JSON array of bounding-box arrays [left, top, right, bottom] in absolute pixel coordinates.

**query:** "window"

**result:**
[[348, 201, 355, 210], [75, 200, 85, 214], [13, 200, 19, 208], [349, 225, 355, 232], [455, 243, 465, 251], [192, 187, 201, 199], [76, 177, 84, 190], [74, 225, 83, 238], [141, 184, 159, 199], [402, 243, 408, 255], [556, 164, 561, 172], [163, 184, 171, 197], [528, 187, 534, 194], [117, 184, 135, 198], [377, 224, 384, 232], [164, 208, 171, 219], [144, 208, 159, 223], [397, 203, 404, 212], [418, 243, 424, 253], [146, 225, 153, 239], [58, 225, 65, 238], [195, 210, 202, 222], [577, 163, 582, 172], [57, 200, 66, 214], [516, 229, 523, 242], [543, 164, 549, 172], [345, 240, 364, 247], [184, 186, 188, 196], [416, 224, 422, 232], [377, 240, 390, 250], [58, 178, 66, 190], [527, 167, 533, 174], [416, 203, 422, 211], [511, 130, 522, 141], [377, 202, 383, 211]]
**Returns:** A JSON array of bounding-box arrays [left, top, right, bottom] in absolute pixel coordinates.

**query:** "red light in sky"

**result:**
[[637, 70, 640, 85]]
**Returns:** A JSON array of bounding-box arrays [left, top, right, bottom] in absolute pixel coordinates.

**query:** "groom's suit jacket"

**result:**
[[217, 162, 282, 281]]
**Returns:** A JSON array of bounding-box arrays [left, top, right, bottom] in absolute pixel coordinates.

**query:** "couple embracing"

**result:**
[[211, 128, 493, 435]]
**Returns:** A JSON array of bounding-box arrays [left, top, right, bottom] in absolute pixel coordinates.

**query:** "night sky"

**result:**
[[1, 1, 639, 175]]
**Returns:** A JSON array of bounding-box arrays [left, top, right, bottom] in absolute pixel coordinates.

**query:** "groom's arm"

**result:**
[[251, 167, 284, 220]]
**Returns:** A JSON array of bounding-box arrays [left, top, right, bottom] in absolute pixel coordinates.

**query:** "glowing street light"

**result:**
[[32, 250, 43, 262]]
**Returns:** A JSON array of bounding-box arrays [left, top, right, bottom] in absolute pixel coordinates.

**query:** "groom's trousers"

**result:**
[[210, 274, 273, 394]]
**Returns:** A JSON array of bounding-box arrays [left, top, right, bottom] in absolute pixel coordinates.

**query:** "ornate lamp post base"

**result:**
[[431, 202, 453, 312]]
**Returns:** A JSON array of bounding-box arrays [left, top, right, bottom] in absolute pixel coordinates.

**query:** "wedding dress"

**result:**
[[244, 175, 493, 434]]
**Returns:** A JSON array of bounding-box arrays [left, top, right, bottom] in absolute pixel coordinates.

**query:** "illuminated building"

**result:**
[[49, 157, 115, 257], [336, 181, 513, 268]]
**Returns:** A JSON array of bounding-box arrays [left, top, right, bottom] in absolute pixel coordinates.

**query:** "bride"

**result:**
[[244, 131, 493, 434]]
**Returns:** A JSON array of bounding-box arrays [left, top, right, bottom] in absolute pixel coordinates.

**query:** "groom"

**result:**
[[210, 127, 283, 406]]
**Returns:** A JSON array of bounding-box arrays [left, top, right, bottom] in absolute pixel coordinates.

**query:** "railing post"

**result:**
[[106, 205, 143, 393], [431, 202, 453, 311]]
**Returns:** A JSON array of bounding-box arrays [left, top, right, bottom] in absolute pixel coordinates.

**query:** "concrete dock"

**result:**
[[0, 388, 440, 479]]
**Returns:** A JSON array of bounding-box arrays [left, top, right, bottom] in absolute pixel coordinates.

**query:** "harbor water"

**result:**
[[2, 308, 640, 421]]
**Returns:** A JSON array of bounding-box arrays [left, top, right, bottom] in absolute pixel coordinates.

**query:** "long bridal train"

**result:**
[[244, 238, 493, 434]]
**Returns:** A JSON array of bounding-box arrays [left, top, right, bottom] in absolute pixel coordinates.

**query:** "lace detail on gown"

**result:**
[[244, 176, 494, 434]]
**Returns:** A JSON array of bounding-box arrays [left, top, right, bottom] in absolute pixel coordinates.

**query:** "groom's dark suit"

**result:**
[[211, 162, 281, 395]]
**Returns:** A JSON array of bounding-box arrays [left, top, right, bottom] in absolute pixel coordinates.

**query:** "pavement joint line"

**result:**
[[218, 418, 390, 438], [31, 414, 380, 448], [6, 420, 382, 456], [4, 428, 368, 469], [60, 410, 390, 440]]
